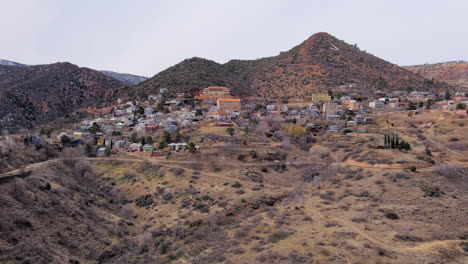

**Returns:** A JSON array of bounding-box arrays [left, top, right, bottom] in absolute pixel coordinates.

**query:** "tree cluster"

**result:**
[[383, 133, 411, 150]]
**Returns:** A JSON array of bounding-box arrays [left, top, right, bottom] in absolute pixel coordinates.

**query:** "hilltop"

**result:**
[[404, 61, 468, 91], [0, 62, 125, 132], [130, 32, 447, 98]]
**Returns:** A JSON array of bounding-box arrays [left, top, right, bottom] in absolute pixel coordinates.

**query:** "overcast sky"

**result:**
[[1, 0, 467, 77]]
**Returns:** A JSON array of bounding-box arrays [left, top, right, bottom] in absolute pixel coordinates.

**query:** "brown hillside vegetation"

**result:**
[[0, 63, 125, 132], [404, 61, 468, 90], [129, 32, 448, 99], [1, 111, 467, 263]]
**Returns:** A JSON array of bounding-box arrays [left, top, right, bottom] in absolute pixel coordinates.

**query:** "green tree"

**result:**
[[162, 131, 171, 144], [456, 103, 466, 110], [90, 122, 101, 133], [146, 136, 153, 144], [407, 102, 417, 110], [158, 141, 167, 149], [130, 132, 138, 143], [188, 142, 196, 152], [60, 135, 71, 145], [227, 127, 235, 136], [444, 91, 451, 100], [84, 143, 94, 157]]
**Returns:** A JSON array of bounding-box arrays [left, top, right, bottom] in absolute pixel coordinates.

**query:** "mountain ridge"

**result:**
[[0, 62, 125, 132], [129, 32, 448, 99]]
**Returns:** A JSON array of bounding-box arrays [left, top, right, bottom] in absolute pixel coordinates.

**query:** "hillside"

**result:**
[[404, 61, 468, 91], [131, 32, 447, 98], [101, 70, 148, 85], [0, 63, 125, 132]]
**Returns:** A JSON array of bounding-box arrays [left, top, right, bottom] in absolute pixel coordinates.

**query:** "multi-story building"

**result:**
[[322, 102, 339, 115]]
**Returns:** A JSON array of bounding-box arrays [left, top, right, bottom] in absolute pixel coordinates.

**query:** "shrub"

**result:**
[[268, 231, 290, 243], [421, 185, 444, 197], [135, 194, 154, 207], [383, 210, 399, 220], [409, 166, 417, 172]]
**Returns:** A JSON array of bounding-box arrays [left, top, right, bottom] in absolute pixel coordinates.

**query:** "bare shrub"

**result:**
[[268, 231, 290, 243]]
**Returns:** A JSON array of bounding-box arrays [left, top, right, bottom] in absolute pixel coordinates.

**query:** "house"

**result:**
[[160, 88, 169, 94], [116, 122, 126, 130], [168, 143, 188, 151], [73, 132, 83, 139], [129, 143, 142, 152], [369, 100, 385, 109], [114, 109, 124, 117], [329, 125, 341, 132], [364, 117, 375, 124], [97, 147, 106, 157], [347, 121, 357, 126], [266, 105, 277, 111], [311, 93, 332, 102], [143, 144, 154, 152], [144, 108, 154, 115], [355, 115, 364, 124], [217, 98, 241, 111], [281, 105, 289, 112], [326, 115, 341, 121], [97, 138, 105, 145], [114, 140, 125, 148]]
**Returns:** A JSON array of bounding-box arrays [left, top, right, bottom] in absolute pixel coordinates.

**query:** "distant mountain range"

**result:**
[[404, 61, 468, 91], [0, 59, 148, 85], [130, 32, 448, 99], [100, 70, 148, 85], [0, 59, 26, 67], [0, 62, 125, 132]]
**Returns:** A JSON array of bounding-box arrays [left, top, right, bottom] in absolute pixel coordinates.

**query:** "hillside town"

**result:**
[[3, 86, 465, 159]]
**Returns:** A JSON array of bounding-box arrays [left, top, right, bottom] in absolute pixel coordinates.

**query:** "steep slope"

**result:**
[[130, 32, 446, 98], [0, 63, 125, 132], [404, 61, 468, 90], [100, 70, 148, 85]]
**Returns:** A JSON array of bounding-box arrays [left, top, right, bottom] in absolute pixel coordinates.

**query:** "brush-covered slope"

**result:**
[[0, 62, 125, 132], [404, 61, 468, 91], [131, 32, 446, 98]]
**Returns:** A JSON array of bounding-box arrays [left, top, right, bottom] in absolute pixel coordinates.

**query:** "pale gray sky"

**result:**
[[1, 0, 467, 77]]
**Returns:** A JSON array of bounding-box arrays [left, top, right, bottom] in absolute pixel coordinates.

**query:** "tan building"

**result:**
[[217, 98, 241, 111], [311, 93, 332, 102], [322, 102, 339, 115], [202, 87, 230, 97]]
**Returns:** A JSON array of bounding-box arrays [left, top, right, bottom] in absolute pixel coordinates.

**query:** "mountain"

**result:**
[[0, 59, 26, 67], [404, 61, 468, 91], [100, 70, 148, 85], [0, 62, 125, 132], [131, 32, 447, 99]]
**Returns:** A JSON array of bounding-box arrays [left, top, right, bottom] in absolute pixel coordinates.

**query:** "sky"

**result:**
[[1, 0, 467, 77]]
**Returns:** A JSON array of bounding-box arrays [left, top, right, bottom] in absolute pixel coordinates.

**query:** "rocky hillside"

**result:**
[[0, 63, 125, 132], [131, 32, 447, 98], [404, 61, 468, 91], [101, 70, 148, 85]]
